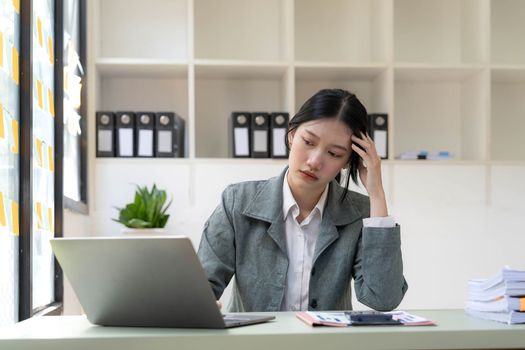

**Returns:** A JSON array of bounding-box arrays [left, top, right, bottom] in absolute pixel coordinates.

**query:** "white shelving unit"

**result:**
[[85, 0, 525, 311], [90, 0, 525, 162]]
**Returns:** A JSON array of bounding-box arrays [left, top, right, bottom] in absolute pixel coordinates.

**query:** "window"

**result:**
[[0, 0, 80, 324], [0, 0, 21, 327]]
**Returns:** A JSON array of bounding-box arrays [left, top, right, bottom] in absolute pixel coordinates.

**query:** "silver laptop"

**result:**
[[50, 236, 274, 328]]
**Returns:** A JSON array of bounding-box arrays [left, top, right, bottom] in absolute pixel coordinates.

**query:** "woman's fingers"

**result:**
[[351, 134, 369, 149], [351, 142, 368, 161], [352, 133, 381, 164]]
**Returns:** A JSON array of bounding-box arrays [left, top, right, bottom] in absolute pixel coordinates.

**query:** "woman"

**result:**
[[198, 89, 408, 312]]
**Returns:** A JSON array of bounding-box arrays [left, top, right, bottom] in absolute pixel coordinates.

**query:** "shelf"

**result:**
[[294, 0, 389, 63], [384, 160, 489, 166], [194, 60, 289, 79], [394, 70, 487, 161], [294, 63, 387, 80], [394, 0, 486, 64], [394, 64, 485, 82], [194, 0, 286, 61], [98, 76, 188, 120], [97, 0, 188, 60], [95, 158, 497, 168], [96, 157, 289, 165], [96, 58, 188, 78], [491, 66, 525, 83], [295, 67, 389, 114], [491, 0, 525, 65], [490, 81, 525, 161], [89, 0, 525, 166], [195, 76, 289, 158]]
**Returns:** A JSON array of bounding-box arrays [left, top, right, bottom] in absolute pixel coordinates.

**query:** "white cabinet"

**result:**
[[89, 0, 525, 161], [88, 2, 525, 310]]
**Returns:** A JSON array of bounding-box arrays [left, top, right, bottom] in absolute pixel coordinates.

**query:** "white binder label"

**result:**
[[158, 130, 173, 153], [253, 130, 268, 152], [272, 128, 286, 156], [374, 130, 387, 158], [234, 128, 249, 156], [97, 130, 113, 152], [138, 129, 153, 156], [118, 129, 134, 156]]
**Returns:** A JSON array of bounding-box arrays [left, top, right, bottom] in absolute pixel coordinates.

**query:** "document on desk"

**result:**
[[296, 311, 435, 327]]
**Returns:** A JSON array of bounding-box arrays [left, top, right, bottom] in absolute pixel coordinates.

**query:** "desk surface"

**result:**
[[1, 310, 525, 350]]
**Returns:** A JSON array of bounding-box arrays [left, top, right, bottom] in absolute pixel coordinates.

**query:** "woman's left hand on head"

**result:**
[[350, 133, 385, 199]]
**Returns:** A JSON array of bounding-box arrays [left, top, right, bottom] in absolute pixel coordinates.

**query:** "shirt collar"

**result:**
[[282, 170, 329, 219]]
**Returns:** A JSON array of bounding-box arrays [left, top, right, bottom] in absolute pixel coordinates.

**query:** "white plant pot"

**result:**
[[120, 227, 169, 237]]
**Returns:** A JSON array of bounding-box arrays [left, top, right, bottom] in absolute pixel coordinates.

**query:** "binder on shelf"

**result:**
[[368, 113, 388, 159], [155, 112, 185, 158], [96, 111, 115, 157], [231, 112, 251, 158], [115, 112, 135, 157], [270, 112, 289, 158], [251, 112, 270, 158], [136, 112, 155, 157]]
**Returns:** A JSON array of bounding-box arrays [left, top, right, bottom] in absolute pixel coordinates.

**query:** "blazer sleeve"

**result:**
[[352, 224, 409, 311], [197, 185, 237, 299]]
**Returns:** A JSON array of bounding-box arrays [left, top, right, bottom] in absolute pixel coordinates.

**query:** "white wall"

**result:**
[[91, 160, 525, 311]]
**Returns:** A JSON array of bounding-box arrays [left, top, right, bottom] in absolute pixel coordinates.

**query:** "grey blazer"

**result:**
[[197, 167, 408, 312]]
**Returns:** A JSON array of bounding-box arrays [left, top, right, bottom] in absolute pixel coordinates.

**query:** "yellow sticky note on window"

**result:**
[[11, 119, 18, 154], [37, 17, 43, 47], [0, 192, 6, 227], [12, 0, 20, 14], [47, 207, 53, 232], [48, 88, 55, 116], [47, 35, 53, 64], [37, 79, 43, 109], [0, 103, 5, 140], [11, 201, 19, 236], [12, 46, 19, 85], [0, 31, 4, 69], [36, 137, 43, 167], [48, 145, 54, 172], [35, 202, 43, 229]]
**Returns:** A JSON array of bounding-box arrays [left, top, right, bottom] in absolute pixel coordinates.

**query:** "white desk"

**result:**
[[1, 310, 525, 350]]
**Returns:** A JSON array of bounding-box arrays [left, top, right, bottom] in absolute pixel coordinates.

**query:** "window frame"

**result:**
[[62, 0, 88, 215], [18, 0, 64, 321]]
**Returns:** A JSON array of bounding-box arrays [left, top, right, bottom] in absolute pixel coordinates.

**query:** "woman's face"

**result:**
[[287, 118, 352, 194]]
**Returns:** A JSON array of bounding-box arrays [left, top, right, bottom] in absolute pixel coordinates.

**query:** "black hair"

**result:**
[[286, 88, 368, 201]]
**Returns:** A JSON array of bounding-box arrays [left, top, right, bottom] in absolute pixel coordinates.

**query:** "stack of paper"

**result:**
[[465, 266, 525, 324]]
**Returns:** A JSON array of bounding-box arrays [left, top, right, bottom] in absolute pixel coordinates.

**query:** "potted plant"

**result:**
[[113, 184, 172, 235]]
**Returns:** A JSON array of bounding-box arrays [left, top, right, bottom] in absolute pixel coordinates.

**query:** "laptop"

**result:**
[[50, 236, 275, 328]]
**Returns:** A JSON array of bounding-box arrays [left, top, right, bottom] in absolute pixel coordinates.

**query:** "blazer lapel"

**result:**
[[313, 212, 340, 265], [313, 181, 364, 264], [243, 167, 288, 254], [266, 215, 287, 255]]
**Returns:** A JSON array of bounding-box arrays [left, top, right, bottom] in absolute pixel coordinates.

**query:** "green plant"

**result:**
[[113, 184, 172, 228]]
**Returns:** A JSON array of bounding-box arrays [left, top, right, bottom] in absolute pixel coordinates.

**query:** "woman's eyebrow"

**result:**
[[304, 129, 348, 151], [304, 129, 319, 139]]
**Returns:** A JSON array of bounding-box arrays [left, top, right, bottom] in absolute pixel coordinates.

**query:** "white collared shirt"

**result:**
[[280, 171, 395, 311]]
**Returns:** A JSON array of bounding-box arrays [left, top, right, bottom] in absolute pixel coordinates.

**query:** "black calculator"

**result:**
[[345, 311, 402, 326]]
